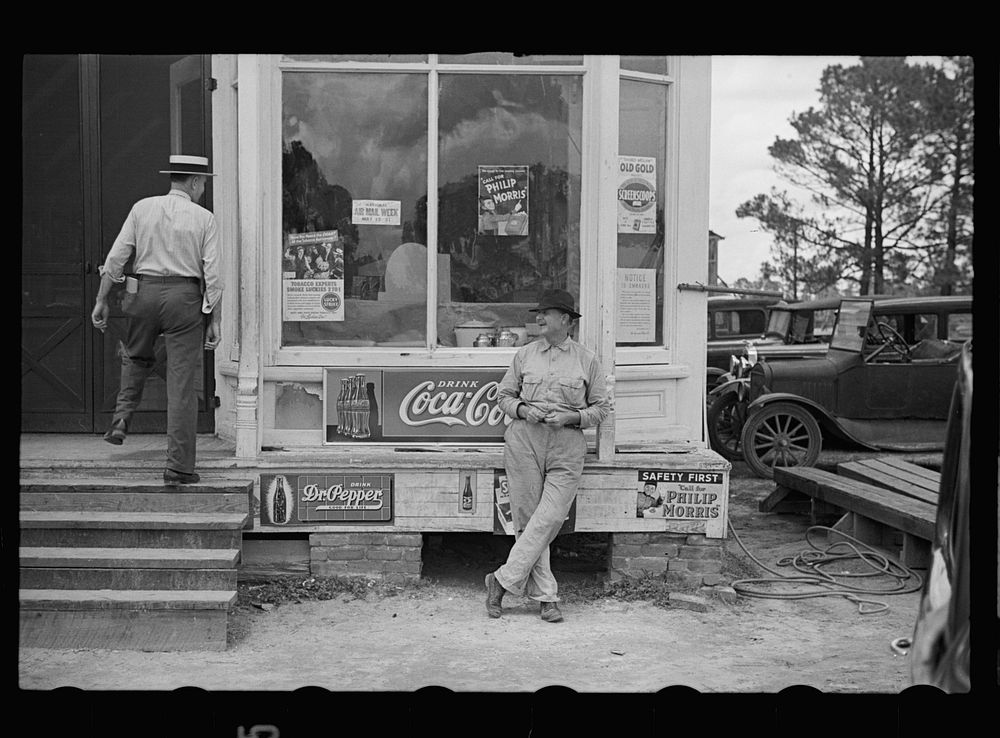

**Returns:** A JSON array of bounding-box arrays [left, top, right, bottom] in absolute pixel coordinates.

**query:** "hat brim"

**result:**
[[529, 306, 581, 319], [159, 169, 217, 176]]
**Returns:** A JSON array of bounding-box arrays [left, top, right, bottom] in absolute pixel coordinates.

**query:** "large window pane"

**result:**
[[438, 53, 582, 66], [436, 73, 583, 347], [621, 56, 669, 76], [281, 54, 428, 63], [281, 72, 428, 347], [617, 79, 667, 346]]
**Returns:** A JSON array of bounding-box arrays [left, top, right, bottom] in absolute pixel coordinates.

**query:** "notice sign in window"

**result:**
[[616, 268, 656, 342], [352, 199, 402, 226]]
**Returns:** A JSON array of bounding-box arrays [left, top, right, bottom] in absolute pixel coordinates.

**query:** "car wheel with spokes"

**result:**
[[739, 401, 822, 479], [707, 392, 744, 461]]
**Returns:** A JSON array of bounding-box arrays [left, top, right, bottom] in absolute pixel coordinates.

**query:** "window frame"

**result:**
[[262, 55, 678, 369]]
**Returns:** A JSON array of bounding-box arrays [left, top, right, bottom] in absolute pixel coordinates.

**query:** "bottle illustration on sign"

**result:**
[[335, 377, 348, 438], [334, 374, 381, 440], [462, 473, 474, 511], [365, 378, 382, 440], [356, 374, 371, 439], [269, 475, 292, 525]]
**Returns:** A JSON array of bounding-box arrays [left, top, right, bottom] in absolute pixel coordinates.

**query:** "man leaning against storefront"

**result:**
[[485, 289, 610, 623], [90, 154, 223, 485]]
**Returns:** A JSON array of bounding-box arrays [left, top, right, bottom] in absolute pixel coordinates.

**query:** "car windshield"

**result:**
[[829, 299, 873, 352], [765, 310, 792, 338], [812, 309, 838, 340]]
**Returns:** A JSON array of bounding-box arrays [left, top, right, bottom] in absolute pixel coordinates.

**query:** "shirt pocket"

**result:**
[[521, 375, 544, 402], [557, 377, 586, 407]]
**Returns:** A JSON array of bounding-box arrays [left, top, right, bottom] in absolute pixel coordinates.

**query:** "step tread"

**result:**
[[20, 547, 241, 568], [20, 477, 255, 493], [20, 588, 237, 610], [19, 511, 248, 529], [20, 492, 249, 513]]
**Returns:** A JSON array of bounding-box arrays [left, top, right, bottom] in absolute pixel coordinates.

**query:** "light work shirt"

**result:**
[[100, 189, 222, 313], [497, 336, 611, 429]]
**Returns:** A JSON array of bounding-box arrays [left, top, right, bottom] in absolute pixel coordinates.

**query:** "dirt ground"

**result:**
[[18, 457, 927, 695]]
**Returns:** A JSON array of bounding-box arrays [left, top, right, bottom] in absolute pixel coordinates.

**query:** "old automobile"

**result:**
[[706, 294, 782, 392], [907, 341, 971, 692], [707, 296, 842, 459], [737, 295, 972, 478]]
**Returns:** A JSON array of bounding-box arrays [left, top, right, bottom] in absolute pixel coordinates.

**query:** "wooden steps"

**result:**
[[19, 476, 253, 651]]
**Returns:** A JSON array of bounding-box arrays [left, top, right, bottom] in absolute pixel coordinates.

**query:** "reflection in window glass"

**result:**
[[620, 56, 669, 76], [436, 74, 583, 347], [438, 53, 583, 66], [947, 313, 972, 342], [281, 54, 428, 63], [617, 79, 667, 346], [281, 72, 428, 347]]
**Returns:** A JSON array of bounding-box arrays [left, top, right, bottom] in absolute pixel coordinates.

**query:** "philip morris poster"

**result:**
[[260, 473, 394, 525], [282, 230, 345, 321], [617, 156, 657, 234], [479, 165, 529, 236], [635, 469, 727, 538]]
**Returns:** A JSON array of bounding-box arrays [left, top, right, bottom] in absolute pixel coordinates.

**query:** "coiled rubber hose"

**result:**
[[726, 520, 924, 615]]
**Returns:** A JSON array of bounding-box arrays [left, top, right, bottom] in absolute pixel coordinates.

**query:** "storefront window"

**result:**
[[616, 78, 667, 346], [621, 56, 669, 76], [281, 54, 428, 63], [436, 73, 583, 347], [281, 72, 428, 347], [438, 54, 583, 66]]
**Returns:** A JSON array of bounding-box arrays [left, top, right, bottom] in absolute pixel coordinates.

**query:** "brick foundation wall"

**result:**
[[309, 532, 423, 582], [608, 532, 722, 588]]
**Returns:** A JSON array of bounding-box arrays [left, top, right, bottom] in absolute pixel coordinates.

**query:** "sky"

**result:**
[[709, 55, 857, 285]]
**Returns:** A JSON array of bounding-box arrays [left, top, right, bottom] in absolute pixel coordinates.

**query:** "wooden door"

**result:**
[[21, 54, 215, 433]]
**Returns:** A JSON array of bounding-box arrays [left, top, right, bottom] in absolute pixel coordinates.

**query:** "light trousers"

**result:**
[[113, 280, 203, 474], [494, 420, 586, 602]]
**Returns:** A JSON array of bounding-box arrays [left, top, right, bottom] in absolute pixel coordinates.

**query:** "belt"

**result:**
[[136, 274, 200, 285]]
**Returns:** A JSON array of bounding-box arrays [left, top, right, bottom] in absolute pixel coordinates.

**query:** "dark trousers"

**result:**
[[113, 280, 203, 473]]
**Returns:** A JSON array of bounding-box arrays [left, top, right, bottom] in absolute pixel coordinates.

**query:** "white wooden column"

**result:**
[[590, 56, 619, 461], [234, 54, 266, 459]]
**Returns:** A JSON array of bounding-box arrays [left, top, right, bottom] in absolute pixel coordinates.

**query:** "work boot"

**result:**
[[540, 602, 564, 623], [164, 469, 200, 485], [103, 418, 128, 445], [485, 572, 507, 618]]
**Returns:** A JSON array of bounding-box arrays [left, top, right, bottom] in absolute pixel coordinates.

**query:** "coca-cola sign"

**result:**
[[325, 368, 510, 444], [260, 473, 394, 525]]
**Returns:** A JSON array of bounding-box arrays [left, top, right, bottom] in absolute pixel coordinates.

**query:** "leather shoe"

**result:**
[[164, 469, 200, 485], [485, 572, 507, 618], [540, 602, 563, 623], [103, 419, 127, 445]]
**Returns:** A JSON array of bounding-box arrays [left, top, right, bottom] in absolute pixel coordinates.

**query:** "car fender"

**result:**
[[745, 393, 876, 449], [709, 377, 746, 398]]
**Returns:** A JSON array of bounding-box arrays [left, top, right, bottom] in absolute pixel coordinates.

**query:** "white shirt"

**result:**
[[100, 189, 222, 313]]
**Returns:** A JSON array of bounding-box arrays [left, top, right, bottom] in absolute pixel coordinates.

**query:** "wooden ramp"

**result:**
[[764, 459, 939, 569]]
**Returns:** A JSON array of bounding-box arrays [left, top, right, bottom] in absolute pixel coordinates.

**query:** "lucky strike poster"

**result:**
[[478, 165, 529, 236], [282, 230, 345, 321]]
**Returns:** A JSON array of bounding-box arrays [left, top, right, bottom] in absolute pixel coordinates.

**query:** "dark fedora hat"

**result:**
[[159, 154, 216, 176], [529, 288, 581, 319]]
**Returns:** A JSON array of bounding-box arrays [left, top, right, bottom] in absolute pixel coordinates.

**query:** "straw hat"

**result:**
[[159, 154, 216, 176]]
